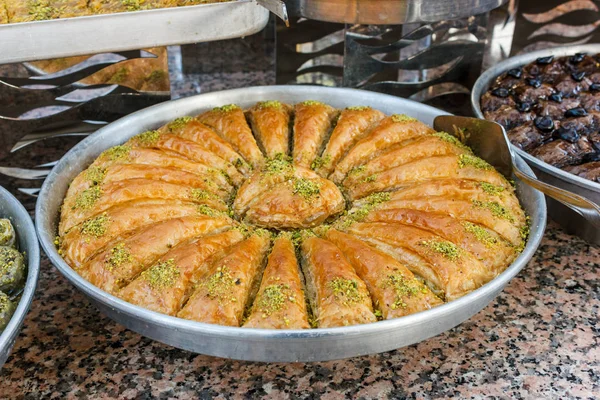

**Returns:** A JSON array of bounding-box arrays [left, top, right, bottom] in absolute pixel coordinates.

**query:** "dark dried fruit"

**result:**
[[507, 68, 522, 79], [534, 116, 554, 132], [572, 71, 586, 82], [569, 53, 586, 64], [549, 93, 563, 103], [516, 102, 531, 112], [491, 88, 509, 98], [527, 78, 542, 88], [536, 56, 554, 65], [556, 127, 580, 143], [564, 107, 587, 118], [590, 83, 600, 92]]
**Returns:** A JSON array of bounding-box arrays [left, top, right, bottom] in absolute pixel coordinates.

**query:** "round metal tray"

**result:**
[[0, 185, 40, 369], [287, 0, 506, 24], [471, 44, 600, 245], [36, 86, 546, 362]]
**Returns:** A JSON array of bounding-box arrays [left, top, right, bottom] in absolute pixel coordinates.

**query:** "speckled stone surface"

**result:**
[[0, 220, 598, 399], [1, 23, 599, 399]]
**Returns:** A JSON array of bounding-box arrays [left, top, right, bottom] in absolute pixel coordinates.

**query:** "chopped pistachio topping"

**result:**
[[141, 259, 179, 289], [213, 104, 240, 113], [28, 1, 61, 21], [300, 100, 323, 106], [101, 145, 131, 161], [327, 278, 365, 305], [290, 229, 315, 246], [383, 273, 427, 310], [391, 114, 417, 123], [168, 116, 193, 131], [232, 223, 253, 237], [134, 130, 161, 145], [189, 188, 219, 203], [74, 186, 102, 210], [85, 166, 106, 185], [479, 181, 505, 195], [362, 174, 377, 183], [458, 154, 493, 170], [348, 165, 366, 176], [310, 154, 331, 171], [196, 204, 222, 217], [432, 131, 472, 152], [108, 67, 129, 84], [346, 106, 371, 111], [374, 309, 383, 319], [105, 243, 132, 271], [462, 222, 498, 247], [80, 213, 110, 238], [256, 284, 292, 317], [293, 178, 321, 199], [472, 200, 515, 222], [420, 239, 461, 261], [202, 266, 236, 302], [336, 192, 390, 229], [264, 153, 294, 175], [258, 100, 282, 109], [121, 0, 144, 11]]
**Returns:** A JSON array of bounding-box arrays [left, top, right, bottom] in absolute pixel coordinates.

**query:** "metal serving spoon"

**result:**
[[433, 115, 600, 229]]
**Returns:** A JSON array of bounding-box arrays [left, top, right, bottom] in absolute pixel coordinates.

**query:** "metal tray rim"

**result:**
[[0, 185, 41, 369], [36, 85, 547, 361], [471, 43, 600, 194]]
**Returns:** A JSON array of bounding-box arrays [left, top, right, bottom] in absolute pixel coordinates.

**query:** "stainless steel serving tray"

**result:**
[[36, 86, 546, 362], [0, 186, 40, 369], [472, 44, 600, 244], [0, 1, 269, 64], [286, 0, 505, 24]]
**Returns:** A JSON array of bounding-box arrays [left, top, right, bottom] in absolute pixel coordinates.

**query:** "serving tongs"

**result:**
[[257, 0, 289, 26], [434, 115, 600, 229]]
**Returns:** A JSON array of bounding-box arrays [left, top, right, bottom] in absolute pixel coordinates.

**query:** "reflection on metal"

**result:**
[[0, 49, 171, 208]]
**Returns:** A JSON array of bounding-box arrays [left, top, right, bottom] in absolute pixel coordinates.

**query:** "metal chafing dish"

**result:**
[[285, 0, 505, 24], [0, 1, 269, 64], [472, 44, 600, 245], [36, 86, 546, 362], [0, 186, 40, 368]]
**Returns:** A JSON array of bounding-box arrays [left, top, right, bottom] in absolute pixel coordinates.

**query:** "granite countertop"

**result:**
[[0, 221, 597, 398], [0, 31, 599, 399]]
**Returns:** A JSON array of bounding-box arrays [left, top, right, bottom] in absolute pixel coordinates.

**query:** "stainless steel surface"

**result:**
[[287, 0, 506, 24], [36, 86, 546, 362], [472, 43, 600, 243], [257, 0, 289, 25], [0, 185, 40, 368], [434, 115, 600, 228], [0, 1, 269, 64]]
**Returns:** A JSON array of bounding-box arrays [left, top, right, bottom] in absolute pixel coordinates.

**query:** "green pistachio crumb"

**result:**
[[383, 273, 426, 310], [256, 284, 291, 317], [310, 154, 331, 171], [391, 114, 417, 123], [479, 181, 505, 195], [28, 1, 61, 21], [189, 188, 218, 202], [101, 145, 131, 162], [362, 174, 377, 183], [293, 178, 321, 199], [85, 166, 106, 185], [258, 100, 282, 109], [74, 186, 103, 210], [141, 259, 179, 289], [432, 131, 472, 152], [327, 278, 364, 306], [264, 153, 294, 175], [348, 165, 366, 176], [458, 154, 493, 170], [80, 213, 110, 238], [462, 222, 498, 247], [472, 200, 515, 222], [300, 100, 323, 106], [213, 104, 240, 113], [420, 239, 461, 261], [290, 229, 315, 247], [202, 266, 236, 302], [105, 243, 132, 271], [336, 192, 390, 229], [134, 130, 161, 145], [346, 106, 371, 111], [168, 116, 193, 131]]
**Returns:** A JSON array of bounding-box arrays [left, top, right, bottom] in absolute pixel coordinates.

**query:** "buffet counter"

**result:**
[[0, 220, 597, 398]]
